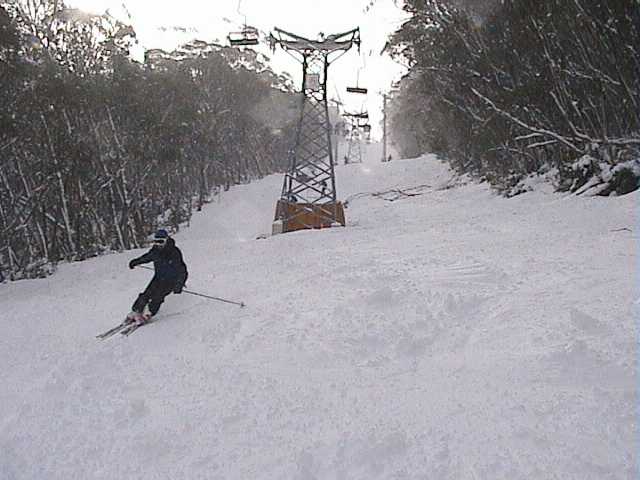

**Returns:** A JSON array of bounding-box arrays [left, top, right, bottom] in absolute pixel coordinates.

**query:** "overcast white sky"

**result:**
[[67, 0, 409, 138]]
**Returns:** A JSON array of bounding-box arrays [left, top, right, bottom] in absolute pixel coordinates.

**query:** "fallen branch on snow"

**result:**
[[344, 184, 432, 207]]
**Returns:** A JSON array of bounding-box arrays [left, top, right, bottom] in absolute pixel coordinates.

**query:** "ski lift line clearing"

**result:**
[[228, 0, 259, 46]]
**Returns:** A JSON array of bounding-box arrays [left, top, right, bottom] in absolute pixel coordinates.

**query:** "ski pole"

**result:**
[[183, 289, 246, 308], [134, 265, 246, 307]]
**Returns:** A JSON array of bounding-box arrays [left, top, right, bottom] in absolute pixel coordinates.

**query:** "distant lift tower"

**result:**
[[269, 27, 360, 234], [343, 112, 369, 164]]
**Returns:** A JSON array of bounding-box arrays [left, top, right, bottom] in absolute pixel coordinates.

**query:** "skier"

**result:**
[[127, 229, 188, 324]]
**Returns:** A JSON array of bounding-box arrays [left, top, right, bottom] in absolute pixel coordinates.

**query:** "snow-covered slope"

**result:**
[[1, 151, 636, 479]]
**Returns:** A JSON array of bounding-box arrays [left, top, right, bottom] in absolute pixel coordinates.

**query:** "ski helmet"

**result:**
[[153, 228, 169, 246], [154, 229, 169, 240]]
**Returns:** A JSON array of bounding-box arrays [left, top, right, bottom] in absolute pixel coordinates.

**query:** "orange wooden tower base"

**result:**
[[273, 200, 346, 234]]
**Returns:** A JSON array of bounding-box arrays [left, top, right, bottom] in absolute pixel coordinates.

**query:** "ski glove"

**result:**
[[173, 284, 183, 294], [129, 260, 137, 270]]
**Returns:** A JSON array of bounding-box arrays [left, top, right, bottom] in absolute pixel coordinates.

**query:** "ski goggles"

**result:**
[[153, 238, 167, 246]]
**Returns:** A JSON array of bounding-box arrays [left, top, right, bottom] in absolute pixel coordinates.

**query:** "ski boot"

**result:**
[[136, 307, 153, 326], [125, 311, 140, 324], [125, 311, 150, 326]]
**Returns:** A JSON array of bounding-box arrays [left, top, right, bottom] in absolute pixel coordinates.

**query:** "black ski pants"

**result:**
[[132, 277, 175, 316]]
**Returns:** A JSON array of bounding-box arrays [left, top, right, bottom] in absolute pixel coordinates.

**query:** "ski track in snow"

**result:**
[[0, 151, 637, 479]]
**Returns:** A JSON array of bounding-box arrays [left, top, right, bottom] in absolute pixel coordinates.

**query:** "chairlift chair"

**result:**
[[347, 60, 367, 94], [228, 0, 259, 47], [346, 86, 368, 94], [228, 25, 259, 46]]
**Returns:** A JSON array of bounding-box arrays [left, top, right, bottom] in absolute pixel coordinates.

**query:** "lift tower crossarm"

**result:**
[[269, 27, 360, 54]]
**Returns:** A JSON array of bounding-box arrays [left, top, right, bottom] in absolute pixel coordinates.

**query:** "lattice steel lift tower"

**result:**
[[269, 27, 360, 234], [343, 111, 370, 164]]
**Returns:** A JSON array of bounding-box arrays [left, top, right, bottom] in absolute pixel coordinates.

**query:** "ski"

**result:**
[[120, 323, 142, 336], [96, 320, 133, 340], [120, 319, 153, 336], [97, 313, 152, 339]]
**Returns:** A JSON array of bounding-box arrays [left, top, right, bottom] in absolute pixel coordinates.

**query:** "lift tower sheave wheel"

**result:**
[[269, 27, 360, 234]]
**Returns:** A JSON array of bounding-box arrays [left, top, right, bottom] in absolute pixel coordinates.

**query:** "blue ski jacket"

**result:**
[[129, 238, 188, 288]]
